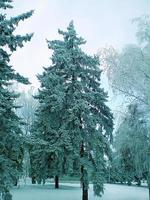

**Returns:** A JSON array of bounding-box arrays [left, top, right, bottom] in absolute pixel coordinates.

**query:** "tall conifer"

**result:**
[[0, 1, 33, 199], [32, 22, 113, 200]]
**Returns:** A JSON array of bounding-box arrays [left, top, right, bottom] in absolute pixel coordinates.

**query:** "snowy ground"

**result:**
[[11, 180, 149, 200]]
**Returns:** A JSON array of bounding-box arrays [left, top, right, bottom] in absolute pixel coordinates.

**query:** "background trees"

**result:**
[[15, 86, 38, 182], [114, 104, 150, 186], [98, 15, 150, 200], [16, 86, 38, 136], [0, 0, 33, 199], [99, 16, 150, 107]]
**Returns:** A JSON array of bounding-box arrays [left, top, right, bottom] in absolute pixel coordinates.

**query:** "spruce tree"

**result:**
[[32, 21, 113, 200], [30, 70, 73, 186], [0, 0, 33, 199]]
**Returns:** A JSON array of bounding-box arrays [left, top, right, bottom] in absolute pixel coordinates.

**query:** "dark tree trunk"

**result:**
[[55, 175, 59, 189], [42, 179, 45, 185], [82, 182, 88, 200], [80, 142, 88, 200], [134, 176, 141, 186], [147, 175, 150, 200], [137, 179, 141, 186], [127, 180, 131, 186], [32, 176, 36, 184], [14, 178, 18, 186]]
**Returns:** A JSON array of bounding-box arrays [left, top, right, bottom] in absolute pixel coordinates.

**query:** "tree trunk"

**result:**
[[42, 179, 45, 185], [137, 179, 141, 186], [80, 142, 88, 200], [147, 175, 150, 200], [14, 178, 18, 186], [82, 182, 88, 200], [127, 180, 131, 186], [134, 176, 141, 186], [31, 176, 36, 184], [55, 175, 59, 189]]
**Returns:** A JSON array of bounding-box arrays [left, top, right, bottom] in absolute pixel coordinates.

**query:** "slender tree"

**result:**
[[0, 0, 33, 199], [15, 87, 38, 183], [16, 87, 38, 136]]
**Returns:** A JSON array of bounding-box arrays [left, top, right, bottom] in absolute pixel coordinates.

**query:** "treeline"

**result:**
[[0, 1, 150, 200]]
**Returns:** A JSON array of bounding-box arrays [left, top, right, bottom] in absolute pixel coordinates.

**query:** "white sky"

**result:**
[[7, 0, 150, 86]]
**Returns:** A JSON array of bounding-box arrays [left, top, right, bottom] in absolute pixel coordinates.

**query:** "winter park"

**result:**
[[0, 0, 150, 200]]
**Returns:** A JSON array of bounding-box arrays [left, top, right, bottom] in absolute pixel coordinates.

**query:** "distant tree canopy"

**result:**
[[16, 86, 38, 135], [0, 0, 33, 199], [98, 15, 150, 107]]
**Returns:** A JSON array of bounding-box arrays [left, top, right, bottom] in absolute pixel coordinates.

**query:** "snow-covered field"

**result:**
[[11, 181, 149, 200]]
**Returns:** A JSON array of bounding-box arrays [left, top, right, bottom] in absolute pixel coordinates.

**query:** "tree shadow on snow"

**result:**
[[13, 183, 80, 191]]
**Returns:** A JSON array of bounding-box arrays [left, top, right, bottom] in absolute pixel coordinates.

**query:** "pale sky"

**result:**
[[8, 0, 150, 86]]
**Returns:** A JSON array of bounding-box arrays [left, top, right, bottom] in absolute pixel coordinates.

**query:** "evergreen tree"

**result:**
[[30, 70, 73, 186], [0, 0, 33, 199], [32, 21, 113, 200]]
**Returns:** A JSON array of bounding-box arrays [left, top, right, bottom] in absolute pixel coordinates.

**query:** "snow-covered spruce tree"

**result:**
[[32, 21, 113, 200], [0, 0, 33, 199], [30, 68, 75, 187]]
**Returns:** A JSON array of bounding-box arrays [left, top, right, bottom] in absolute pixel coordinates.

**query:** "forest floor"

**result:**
[[11, 179, 149, 200]]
